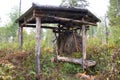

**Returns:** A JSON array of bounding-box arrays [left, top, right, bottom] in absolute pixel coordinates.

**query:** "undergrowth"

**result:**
[[0, 39, 120, 80]]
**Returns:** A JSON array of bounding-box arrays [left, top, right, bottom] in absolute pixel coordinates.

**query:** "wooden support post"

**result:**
[[58, 24, 61, 55], [54, 33, 59, 62], [82, 18, 87, 69], [18, 25, 23, 49], [35, 17, 41, 80]]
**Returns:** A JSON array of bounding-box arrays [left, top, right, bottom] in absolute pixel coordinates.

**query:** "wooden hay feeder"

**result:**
[[16, 3, 100, 79]]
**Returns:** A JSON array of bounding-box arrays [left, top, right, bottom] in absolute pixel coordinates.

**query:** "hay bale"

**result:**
[[57, 31, 82, 55]]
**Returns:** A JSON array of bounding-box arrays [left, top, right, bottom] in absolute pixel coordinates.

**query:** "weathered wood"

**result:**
[[24, 24, 89, 31], [20, 16, 35, 27], [82, 18, 87, 69], [58, 24, 61, 55], [52, 56, 96, 67], [35, 17, 41, 79], [18, 25, 23, 49], [25, 24, 58, 29], [54, 33, 59, 62], [39, 15, 97, 26]]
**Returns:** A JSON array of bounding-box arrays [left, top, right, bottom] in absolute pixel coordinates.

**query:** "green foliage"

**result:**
[[61, 63, 83, 74], [42, 29, 54, 48], [87, 26, 97, 38], [0, 42, 19, 51], [22, 30, 35, 51], [0, 63, 14, 80], [0, 34, 120, 80], [108, 0, 120, 27], [0, 7, 19, 42], [108, 0, 120, 45], [0, 27, 10, 42], [86, 37, 120, 79], [40, 53, 57, 79], [60, 0, 88, 8]]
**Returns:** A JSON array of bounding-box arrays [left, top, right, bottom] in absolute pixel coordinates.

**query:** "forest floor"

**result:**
[[0, 44, 120, 80], [0, 49, 80, 80]]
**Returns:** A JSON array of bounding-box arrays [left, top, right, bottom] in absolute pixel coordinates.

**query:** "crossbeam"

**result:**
[[39, 15, 97, 26], [25, 24, 58, 29]]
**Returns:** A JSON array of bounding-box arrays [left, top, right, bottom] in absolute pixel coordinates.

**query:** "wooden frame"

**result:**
[[52, 18, 96, 68], [17, 4, 100, 80]]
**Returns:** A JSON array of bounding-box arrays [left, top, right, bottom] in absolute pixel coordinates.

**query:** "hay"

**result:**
[[57, 31, 82, 55]]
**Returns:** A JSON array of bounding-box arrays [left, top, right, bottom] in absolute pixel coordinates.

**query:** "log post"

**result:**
[[18, 25, 23, 49], [82, 18, 87, 69], [52, 56, 96, 67], [58, 24, 61, 55], [35, 17, 41, 79]]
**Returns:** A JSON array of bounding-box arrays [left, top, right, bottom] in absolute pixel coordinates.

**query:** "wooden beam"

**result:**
[[51, 56, 96, 68], [25, 24, 58, 29], [39, 15, 97, 26], [20, 16, 35, 27], [18, 25, 23, 49], [82, 18, 87, 69], [41, 26, 57, 29], [35, 17, 41, 80], [24, 24, 89, 32]]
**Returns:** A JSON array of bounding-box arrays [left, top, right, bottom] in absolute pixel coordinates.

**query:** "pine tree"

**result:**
[[107, 0, 120, 44], [60, 0, 88, 8], [108, 0, 120, 27]]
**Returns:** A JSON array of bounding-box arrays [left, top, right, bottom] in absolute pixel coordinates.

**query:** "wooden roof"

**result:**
[[16, 3, 100, 28]]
